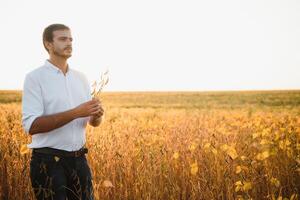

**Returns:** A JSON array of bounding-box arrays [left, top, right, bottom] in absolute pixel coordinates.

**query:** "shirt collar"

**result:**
[[44, 59, 71, 74]]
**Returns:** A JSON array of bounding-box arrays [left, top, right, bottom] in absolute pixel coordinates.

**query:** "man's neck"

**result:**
[[48, 56, 68, 75]]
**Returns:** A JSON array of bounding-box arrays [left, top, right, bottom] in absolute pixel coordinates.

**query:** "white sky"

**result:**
[[0, 0, 299, 91]]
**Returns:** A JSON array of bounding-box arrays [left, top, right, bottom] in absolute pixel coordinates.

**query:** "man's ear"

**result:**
[[44, 41, 53, 52]]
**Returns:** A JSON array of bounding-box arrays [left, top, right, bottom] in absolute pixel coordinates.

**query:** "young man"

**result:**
[[22, 24, 102, 200]]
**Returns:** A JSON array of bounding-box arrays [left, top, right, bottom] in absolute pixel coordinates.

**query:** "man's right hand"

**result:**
[[74, 99, 102, 118]]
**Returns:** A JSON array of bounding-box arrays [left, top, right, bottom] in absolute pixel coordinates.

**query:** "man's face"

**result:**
[[47, 29, 73, 59]]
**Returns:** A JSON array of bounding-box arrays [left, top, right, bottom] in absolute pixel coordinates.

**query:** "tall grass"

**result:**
[[0, 91, 299, 199]]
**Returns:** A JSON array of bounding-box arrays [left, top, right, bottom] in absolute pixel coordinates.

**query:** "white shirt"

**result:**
[[22, 60, 92, 151]]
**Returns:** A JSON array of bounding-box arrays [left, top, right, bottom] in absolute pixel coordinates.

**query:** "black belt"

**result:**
[[32, 147, 88, 157]]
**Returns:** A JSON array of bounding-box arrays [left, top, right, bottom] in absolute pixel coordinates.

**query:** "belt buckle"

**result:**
[[74, 150, 81, 157]]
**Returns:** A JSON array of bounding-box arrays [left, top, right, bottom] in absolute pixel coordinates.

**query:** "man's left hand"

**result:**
[[89, 98, 104, 127], [92, 98, 104, 119]]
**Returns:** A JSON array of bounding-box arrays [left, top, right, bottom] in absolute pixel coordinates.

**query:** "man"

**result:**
[[22, 24, 102, 200]]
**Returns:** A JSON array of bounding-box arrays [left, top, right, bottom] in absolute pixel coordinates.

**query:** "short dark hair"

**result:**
[[42, 23, 70, 52]]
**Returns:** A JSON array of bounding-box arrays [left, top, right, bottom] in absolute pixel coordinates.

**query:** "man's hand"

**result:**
[[88, 98, 104, 127], [74, 98, 103, 118]]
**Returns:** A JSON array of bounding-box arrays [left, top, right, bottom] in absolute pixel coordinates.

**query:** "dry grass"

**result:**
[[0, 90, 299, 200]]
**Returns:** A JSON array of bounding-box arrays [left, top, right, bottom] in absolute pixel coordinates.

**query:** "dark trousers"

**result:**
[[30, 151, 94, 200]]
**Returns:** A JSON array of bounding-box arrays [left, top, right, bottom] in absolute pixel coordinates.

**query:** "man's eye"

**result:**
[[59, 38, 72, 41]]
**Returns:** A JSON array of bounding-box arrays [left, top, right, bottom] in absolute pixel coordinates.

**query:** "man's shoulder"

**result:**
[[71, 68, 88, 82], [25, 65, 46, 79], [71, 68, 86, 76]]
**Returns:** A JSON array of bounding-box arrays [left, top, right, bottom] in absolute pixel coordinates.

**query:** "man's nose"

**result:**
[[67, 39, 72, 44]]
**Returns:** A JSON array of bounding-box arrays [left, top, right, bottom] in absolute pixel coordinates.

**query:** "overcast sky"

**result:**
[[0, 0, 299, 91]]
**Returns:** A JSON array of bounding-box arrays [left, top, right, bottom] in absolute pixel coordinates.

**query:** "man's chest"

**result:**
[[40, 74, 88, 114]]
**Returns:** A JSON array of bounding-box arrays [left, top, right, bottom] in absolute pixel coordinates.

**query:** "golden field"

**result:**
[[0, 90, 299, 200]]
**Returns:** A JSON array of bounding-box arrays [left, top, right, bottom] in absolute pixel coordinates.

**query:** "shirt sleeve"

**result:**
[[22, 73, 44, 134]]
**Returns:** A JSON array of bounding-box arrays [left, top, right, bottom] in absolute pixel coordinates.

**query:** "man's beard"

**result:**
[[53, 48, 72, 59]]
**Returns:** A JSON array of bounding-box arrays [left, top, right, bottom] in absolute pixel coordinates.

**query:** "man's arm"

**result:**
[[29, 108, 77, 135], [29, 99, 102, 135]]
